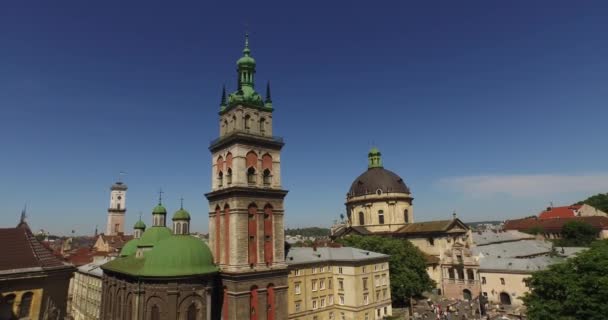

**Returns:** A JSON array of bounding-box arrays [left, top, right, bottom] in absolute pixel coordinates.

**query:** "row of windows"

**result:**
[[217, 152, 273, 187], [222, 114, 268, 134], [357, 209, 409, 225]]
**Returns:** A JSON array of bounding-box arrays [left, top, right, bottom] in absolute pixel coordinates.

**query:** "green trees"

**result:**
[[577, 193, 608, 213], [555, 220, 598, 247], [523, 240, 608, 320], [338, 235, 435, 305]]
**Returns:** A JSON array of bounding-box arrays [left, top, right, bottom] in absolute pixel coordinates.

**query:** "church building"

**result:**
[[99, 34, 288, 320], [332, 148, 480, 300]]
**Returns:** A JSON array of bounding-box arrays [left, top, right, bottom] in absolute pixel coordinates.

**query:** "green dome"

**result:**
[[152, 204, 167, 215], [120, 239, 139, 256], [172, 208, 191, 221], [141, 236, 218, 277], [237, 55, 256, 66], [134, 219, 146, 230], [138, 226, 172, 246]]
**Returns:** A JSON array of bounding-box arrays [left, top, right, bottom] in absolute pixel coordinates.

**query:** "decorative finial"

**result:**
[[118, 171, 127, 182], [452, 211, 457, 219], [139, 212, 143, 221], [243, 32, 250, 55], [180, 197, 184, 209], [265, 81, 272, 103], [158, 188, 164, 205], [220, 85, 227, 106], [20, 203, 27, 224]]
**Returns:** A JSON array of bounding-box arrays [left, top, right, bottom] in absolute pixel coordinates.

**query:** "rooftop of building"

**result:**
[[538, 205, 582, 219], [472, 239, 553, 259], [503, 215, 608, 232], [0, 219, 73, 275], [286, 247, 389, 266], [77, 257, 112, 278], [479, 256, 562, 273], [472, 230, 535, 246]]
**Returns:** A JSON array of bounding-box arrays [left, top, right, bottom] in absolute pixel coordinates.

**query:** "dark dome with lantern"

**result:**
[[348, 148, 410, 198]]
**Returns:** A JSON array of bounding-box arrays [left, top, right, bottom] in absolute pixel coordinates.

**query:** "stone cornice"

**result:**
[[205, 186, 288, 202], [209, 132, 284, 153]]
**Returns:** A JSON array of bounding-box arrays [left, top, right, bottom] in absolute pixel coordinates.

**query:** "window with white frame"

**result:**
[[339, 294, 345, 305], [312, 299, 317, 310], [363, 293, 369, 305], [312, 279, 318, 291], [294, 282, 301, 294], [320, 279, 325, 290]]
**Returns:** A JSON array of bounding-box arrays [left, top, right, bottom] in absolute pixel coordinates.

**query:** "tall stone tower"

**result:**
[[205, 34, 288, 320], [105, 181, 127, 235]]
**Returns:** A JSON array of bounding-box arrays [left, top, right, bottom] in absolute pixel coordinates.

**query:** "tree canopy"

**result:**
[[523, 240, 608, 320], [285, 227, 330, 237], [555, 220, 598, 247], [338, 235, 435, 305], [576, 193, 608, 213]]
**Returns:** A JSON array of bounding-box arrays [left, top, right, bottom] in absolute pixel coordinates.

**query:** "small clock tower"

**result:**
[[105, 181, 127, 235]]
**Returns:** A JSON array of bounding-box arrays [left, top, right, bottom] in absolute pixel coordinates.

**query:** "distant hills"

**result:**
[[576, 193, 608, 213], [285, 227, 330, 237]]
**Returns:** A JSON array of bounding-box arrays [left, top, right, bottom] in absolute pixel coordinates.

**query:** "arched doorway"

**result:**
[[500, 292, 511, 305], [462, 289, 472, 301]]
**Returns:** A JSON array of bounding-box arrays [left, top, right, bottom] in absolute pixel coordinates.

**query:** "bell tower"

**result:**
[[206, 34, 288, 320], [106, 181, 127, 235]]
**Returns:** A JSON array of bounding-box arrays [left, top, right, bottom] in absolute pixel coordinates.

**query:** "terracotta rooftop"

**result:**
[[0, 222, 71, 274], [504, 216, 608, 233], [538, 205, 581, 220]]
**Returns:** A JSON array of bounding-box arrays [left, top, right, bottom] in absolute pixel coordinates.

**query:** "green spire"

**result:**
[[265, 81, 273, 109], [368, 147, 383, 169]]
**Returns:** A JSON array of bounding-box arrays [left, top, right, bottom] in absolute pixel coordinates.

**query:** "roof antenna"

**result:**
[[20, 203, 27, 224]]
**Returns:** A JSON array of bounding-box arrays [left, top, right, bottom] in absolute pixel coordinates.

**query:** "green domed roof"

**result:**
[[172, 208, 191, 221], [141, 236, 218, 277], [138, 226, 172, 246], [134, 219, 146, 230], [237, 54, 256, 66], [120, 239, 139, 256], [152, 204, 167, 215]]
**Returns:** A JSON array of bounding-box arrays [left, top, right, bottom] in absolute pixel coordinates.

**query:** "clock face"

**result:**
[[118, 196, 122, 200]]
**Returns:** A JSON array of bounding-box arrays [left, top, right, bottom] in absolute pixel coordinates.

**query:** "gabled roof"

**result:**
[[96, 233, 133, 252], [395, 219, 469, 235], [0, 223, 72, 274], [538, 205, 581, 219]]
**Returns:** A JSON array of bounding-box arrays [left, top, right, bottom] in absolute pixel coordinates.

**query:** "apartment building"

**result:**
[[286, 247, 392, 320]]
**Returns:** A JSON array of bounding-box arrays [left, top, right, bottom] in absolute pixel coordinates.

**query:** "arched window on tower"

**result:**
[[248, 167, 256, 185], [225, 153, 233, 185], [244, 114, 251, 131], [358, 212, 365, 225], [150, 305, 160, 320], [264, 204, 273, 264], [187, 303, 197, 320], [378, 210, 385, 224], [218, 171, 223, 187], [215, 206, 221, 264], [226, 168, 232, 185], [18, 292, 33, 318], [250, 286, 259, 320], [267, 284, 275, 320], [224, 204, 231, 265], [248, 204, 258, 266], [246, 151, 258, 185], [404, 209, 409, 223], [259, 118, 266, 134], [263, 169, 271, 186]]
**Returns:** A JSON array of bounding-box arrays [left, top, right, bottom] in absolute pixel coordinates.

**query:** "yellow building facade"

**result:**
[[286, 247, 392, 320]]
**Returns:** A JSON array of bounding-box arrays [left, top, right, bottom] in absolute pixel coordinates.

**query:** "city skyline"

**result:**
[[2, 1, 608, 235]]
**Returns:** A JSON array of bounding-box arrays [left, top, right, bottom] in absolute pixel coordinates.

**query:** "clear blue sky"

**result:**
[[1, 1, 607, 235]]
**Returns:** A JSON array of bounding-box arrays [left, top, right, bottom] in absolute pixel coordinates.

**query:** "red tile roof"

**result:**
[[0, 223, 71, 273], [538, 205, 582, 219], [504, 216, 608, 233]]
